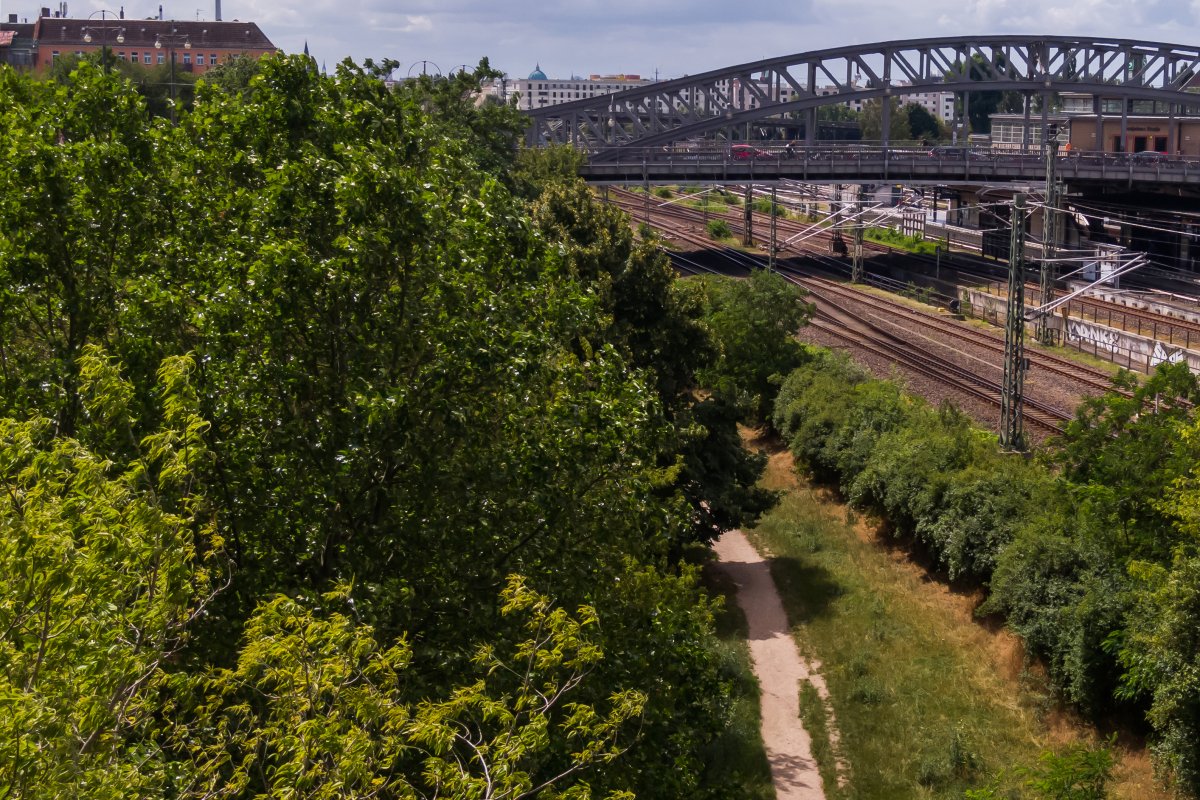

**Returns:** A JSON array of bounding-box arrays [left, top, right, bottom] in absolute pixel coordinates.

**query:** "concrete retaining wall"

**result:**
[[963, 288, 1200, 374]]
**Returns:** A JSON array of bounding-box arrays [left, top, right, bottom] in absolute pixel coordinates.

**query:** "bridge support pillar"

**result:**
[[1000, 194, 1028, 452], [743, 184, 754, 247]]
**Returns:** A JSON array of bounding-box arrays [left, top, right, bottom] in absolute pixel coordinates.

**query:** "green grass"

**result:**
[[799, 678, 844, 797], [746, 486, 1049, 799], [701, 565, 776, 800], [865, 226, 940, 255]]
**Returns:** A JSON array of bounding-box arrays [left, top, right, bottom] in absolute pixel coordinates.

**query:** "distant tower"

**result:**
[[215, 0, 221, 21]]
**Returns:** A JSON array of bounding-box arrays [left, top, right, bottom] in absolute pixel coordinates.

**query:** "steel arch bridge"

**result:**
[[524, 35, 1200, 157]]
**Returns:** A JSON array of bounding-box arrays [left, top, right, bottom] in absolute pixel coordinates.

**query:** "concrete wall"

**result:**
[[963, 287, 1200, 374]]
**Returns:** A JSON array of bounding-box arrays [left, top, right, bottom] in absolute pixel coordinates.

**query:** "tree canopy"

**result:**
[[0, 55, 776, 798]]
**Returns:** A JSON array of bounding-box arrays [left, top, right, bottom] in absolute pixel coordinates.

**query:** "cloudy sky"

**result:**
[[60, 0, 1200, 80]]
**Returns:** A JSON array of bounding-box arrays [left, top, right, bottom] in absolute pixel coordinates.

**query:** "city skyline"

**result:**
[[31, 0, 1200, 80]]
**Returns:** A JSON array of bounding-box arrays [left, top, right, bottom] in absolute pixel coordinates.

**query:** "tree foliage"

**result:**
[[859, 98, 912, 141], [0, 55, 764, 798]]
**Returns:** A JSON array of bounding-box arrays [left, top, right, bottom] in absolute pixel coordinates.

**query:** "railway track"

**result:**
[[607, 187, 1123, 393], [608, 190, 1074, 434]]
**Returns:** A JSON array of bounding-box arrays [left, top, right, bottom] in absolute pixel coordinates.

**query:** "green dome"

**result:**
[[528, 63, 547, 80]]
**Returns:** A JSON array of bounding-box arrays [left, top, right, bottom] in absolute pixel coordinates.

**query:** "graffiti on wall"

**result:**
[[1067, 320, 1120, 354], [1151, 341, 1186, 368]]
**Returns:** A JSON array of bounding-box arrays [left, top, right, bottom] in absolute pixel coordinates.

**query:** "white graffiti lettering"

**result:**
[[1067, 320, 1120, 354], [1151, 341, 1186, 368]]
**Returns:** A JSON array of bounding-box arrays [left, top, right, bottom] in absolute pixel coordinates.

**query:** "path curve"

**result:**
[[714, 529, 827, 800]]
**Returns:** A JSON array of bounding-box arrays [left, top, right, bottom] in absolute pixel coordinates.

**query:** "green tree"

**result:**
[[0, 349, 218, 798], [859, 97, 912, 141], [171, 576, 646, 800], [687, 269, 813, 422], [199, 52, 263, 94], [1053, 363, 1200, 563], [0, 55, 753, 798], [901, 101, 943, 141]]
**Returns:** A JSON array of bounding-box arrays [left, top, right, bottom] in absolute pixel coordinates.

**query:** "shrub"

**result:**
[[751, 197, 785, 216], [707, 219, 732, 239]]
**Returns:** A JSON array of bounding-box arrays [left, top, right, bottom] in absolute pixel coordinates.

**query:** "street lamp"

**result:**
[[81, 9, 126, 74], [154, 28, 191, 125]]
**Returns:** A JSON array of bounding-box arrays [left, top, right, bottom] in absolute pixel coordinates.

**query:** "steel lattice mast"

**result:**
[[1001, 194, 1028, 451]]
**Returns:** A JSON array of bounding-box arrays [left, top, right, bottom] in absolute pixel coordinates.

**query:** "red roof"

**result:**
[[33, 18, 275, 51], [0, 31, 14, 47]]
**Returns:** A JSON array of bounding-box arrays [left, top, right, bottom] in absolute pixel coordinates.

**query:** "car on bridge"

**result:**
[[731, 144, 773, 160], [1129, 150, 1169, 164]]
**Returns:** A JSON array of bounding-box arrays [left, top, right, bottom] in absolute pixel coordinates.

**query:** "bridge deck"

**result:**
[[578, 148, 1200, 187]]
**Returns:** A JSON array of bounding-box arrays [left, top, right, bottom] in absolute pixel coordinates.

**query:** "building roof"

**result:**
[[0, 23, 35, 39], [528, 63, 547, 80], [32, 17, 276, 51], [0, 31, 13, 47]]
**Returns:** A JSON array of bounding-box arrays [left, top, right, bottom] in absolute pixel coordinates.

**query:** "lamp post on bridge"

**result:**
[[154, 28, 191, 125], [81, 10, 126, 75]]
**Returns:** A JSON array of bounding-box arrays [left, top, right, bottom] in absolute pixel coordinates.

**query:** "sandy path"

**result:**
[[714, 529, 827, 800]]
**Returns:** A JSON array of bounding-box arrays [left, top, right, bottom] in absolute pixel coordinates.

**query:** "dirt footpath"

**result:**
[[714, 529, 827, 800]]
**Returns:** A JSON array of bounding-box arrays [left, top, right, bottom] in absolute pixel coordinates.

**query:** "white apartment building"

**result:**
[[488, 65, 652, 111], [731, 77, 954, 122]]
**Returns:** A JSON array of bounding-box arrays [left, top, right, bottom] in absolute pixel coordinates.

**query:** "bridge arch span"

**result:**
[[523, 36, 1200, 156]]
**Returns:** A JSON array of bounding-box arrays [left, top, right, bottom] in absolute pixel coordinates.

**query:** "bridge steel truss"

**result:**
[[524, 36, 1200, 157]]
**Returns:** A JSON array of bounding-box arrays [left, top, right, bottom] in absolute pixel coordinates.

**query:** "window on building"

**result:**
[[158, 53, 165, 64], [51, 50, 59, 61], [130, 51, 138, 62], [117, 52, 125, 60], [144, 53, 151, 64], [183, 53, 191, 65], [196, 54, 205, 65], [210, 53, 217, 65], [1101, 99, 1123, 114]]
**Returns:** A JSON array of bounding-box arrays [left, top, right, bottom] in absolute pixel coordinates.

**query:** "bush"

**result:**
[[751, 197, 785, 216], [707, 219, 732, 239], [654, 186, 673, 198]]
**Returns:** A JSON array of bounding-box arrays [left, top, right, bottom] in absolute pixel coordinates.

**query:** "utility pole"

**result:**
[[769, 184, 778, 270], [1037, 126, 1061, 345], [1000, 194, 1028, 451], [642, 160, 650, 230], [852, 186, 865, 283], [743, 183, 754, 247]]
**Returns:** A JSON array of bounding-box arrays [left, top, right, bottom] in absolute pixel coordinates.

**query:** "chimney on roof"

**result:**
[[215, 0, 221, 21], [7, 13, 16, 22], [40, 7, 49, 18], [159, 5, 163, 20], [119, 6, 125, 19]]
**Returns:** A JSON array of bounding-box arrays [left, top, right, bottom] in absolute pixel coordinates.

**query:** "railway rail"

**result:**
[[609, 189, 1076, 434]]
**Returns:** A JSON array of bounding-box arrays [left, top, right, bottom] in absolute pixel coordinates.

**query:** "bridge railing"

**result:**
[[573, 143, 1200, 184]]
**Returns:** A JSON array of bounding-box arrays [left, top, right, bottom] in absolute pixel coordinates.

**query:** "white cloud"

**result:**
[[86, 0, 1200, 80]]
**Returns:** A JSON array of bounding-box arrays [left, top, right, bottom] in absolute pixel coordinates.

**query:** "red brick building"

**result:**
[[30, 11, 275, 74]]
